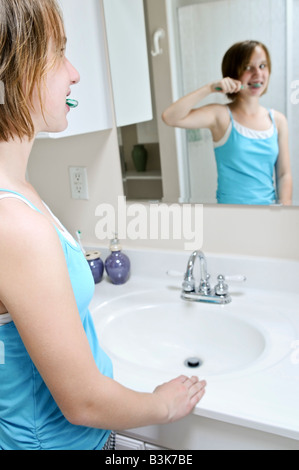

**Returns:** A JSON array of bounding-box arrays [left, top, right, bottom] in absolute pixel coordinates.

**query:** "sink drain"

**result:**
[[184, 357, 203, 369]]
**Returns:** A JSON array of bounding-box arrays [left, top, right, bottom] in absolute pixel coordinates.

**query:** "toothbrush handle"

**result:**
[[215, 85, 245, 92]]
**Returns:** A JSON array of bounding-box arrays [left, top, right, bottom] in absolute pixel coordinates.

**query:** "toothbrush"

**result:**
[[215, 83, 262, 92], [66, 98, 79, 108], [76, 230, 86, 254]]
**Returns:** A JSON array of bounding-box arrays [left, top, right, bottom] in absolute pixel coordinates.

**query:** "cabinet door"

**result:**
[[144, 443, 168, 450], [38, 0, 113, 139], [103, 0, 153, 127], [115, 434, 145, 450]]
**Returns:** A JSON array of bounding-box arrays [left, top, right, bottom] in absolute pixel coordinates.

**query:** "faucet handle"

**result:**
[[223, 275, 246, 282], [166, 270, 196, 292], [215, 274, 246, 296], [166, 270, 184, 278], [215, 275, 229, 296], [182, 279, 195, 293]]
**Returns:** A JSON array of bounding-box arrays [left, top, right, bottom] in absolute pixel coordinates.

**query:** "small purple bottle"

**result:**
[[85, 251, 104, 284], [105, 237, 130, 285]]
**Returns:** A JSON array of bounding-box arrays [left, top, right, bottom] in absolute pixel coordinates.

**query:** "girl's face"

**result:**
[[239, 45, 270, 95], [31, 42, 80, 135]]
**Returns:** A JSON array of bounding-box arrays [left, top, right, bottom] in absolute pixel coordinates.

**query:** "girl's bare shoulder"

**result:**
[[0, 198, 58, 254], [271, 109, 288, 134]]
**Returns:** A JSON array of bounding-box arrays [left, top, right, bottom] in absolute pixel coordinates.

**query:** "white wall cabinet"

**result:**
[[103, 0, 153, 127], [38, 0, 114, 139], [38, 0, 152, 139]]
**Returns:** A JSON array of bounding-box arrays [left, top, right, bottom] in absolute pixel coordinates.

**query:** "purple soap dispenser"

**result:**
[[105, 236, 130, 285]]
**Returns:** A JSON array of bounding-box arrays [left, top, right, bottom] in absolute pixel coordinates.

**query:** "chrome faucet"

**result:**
[[181, 250, 245, 304], [182, 250, 211, 296]]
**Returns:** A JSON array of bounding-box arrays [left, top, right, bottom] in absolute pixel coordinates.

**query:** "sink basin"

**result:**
[[98, 299, 264, 375], [93, 288, 294, 379], [89, 251, 299, 444]]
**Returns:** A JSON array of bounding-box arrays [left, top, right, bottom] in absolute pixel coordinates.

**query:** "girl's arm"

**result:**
[[162, 78, 242, 135], [0, 201, 206, 430], [275, 111, 293, 205]]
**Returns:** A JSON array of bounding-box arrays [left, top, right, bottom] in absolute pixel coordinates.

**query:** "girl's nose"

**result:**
[[251, 66, 261, 76], [67, 58, 80, 85]]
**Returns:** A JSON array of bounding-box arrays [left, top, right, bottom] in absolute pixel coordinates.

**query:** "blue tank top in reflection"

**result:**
[[0, 190, 113, 450], [214, 108, 279, 205]]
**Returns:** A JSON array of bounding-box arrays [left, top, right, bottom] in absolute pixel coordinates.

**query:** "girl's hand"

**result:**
[[212, 77, 243, 94], [153, 375, 206, 423]]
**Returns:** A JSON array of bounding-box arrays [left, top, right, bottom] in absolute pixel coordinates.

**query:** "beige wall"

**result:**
[[28, 128, 124, 244]]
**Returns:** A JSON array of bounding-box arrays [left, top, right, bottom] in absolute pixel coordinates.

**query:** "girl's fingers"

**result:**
[[215, 77, 242, 93]]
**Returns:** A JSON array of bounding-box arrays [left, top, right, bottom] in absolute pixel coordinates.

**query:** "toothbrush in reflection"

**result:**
[[215, 83, 262, 92], [66, 98, 79, 108]]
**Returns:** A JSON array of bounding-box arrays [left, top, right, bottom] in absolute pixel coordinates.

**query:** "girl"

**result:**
[[162, 40, 292, 205], [0, 0, 206, 450]]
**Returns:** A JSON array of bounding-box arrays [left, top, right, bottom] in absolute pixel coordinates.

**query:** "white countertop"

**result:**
[[89, 248, 299, 442]]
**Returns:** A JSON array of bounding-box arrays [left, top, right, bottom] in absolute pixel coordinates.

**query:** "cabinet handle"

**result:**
[[151, 28, 165, 57]]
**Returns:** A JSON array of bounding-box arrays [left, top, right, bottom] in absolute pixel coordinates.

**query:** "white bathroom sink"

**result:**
[[93, 287, 295, 380], [90, 250, 299, 443]]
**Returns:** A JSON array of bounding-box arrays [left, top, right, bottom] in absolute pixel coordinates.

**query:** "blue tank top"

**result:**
[[214, 108, 279, 205], [0, 190, 113, 450]]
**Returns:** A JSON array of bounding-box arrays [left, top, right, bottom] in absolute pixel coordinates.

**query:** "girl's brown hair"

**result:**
[[0, 0, 65, 141], [221, 40, 272, 101]]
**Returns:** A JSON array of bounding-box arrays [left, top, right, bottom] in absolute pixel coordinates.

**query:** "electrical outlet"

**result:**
[[69, 167, 89, 200]]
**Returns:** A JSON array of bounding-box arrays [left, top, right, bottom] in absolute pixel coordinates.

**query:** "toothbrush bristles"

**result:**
[[76, 230, 86, 254]]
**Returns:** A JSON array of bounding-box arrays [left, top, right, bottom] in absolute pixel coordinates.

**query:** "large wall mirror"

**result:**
[[116, 0, 299, 206]]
